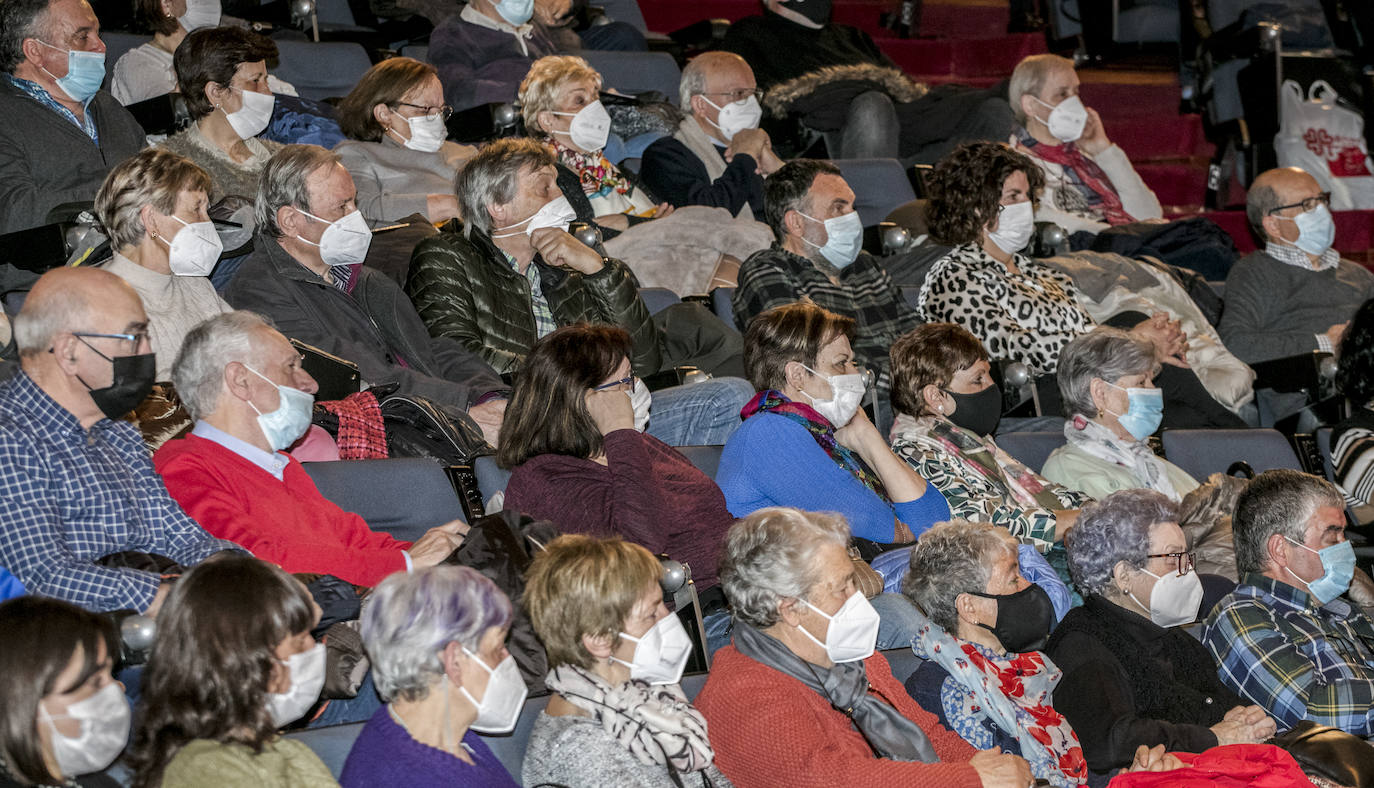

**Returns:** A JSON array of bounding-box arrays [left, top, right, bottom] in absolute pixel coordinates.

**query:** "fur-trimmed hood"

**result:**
[[763, 62, 928, 117]]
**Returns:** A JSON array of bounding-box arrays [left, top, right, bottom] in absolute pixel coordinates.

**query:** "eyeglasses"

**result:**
[[72, 331, 148, 356], [702, 88, 763, 104], [396, 101, 454, 121], [1268, 191, 1332, 215], [595, 375, 636, 392], [1146, 550, 1196, 577]]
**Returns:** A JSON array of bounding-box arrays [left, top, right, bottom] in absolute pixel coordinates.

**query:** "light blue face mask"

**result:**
[[246, 366, 315, 451], [797, 209, 863, 269], [495, 0, 534, 26], [35, 40, 106, 103], [1285, 536, 1356, 605], [1277, 203, 1336, 257], [1105, 381, 1163, 441]]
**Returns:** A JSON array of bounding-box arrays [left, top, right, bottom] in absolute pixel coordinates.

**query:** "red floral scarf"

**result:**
[[1016, 128, 1135, 226], [546, 137, 631, 199]]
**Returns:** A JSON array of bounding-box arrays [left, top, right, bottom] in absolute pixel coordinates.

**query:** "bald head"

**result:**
[[680, 51, 755, 115], [14, 267, 146, 359], [1247, 167, 1323, 242]]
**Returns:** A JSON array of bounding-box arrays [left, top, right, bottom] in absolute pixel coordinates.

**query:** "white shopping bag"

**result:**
[[1274, 79, 1374, 210]]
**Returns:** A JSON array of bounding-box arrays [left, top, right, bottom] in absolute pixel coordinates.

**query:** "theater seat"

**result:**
[[883, 647, 924, 684], [100, 33, 151, 91], [286, 722, 362, 778], [302, 457, 465, 542], [271, 40, 373, 101], [992, 431, 1065, 475], [1159, 428, 1302, 482], [581, 51, 682, 102], [833, 159, 918, 228]]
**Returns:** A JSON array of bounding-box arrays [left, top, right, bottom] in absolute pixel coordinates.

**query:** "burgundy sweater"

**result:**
[[503, 430, 732, 589]]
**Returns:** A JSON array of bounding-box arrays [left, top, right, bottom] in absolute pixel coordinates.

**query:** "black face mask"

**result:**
[[967, 582, 1056, 654], [943, 382, 1002, 437], [79, 350, 157, 420], [785, 0, 832, 25]]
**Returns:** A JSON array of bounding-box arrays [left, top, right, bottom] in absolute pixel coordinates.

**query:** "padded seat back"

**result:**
[[581, 51, 681, 102], [1159, 428, 1302, 482], [272, 40, 373, 101], [834, 159, 917, 227], [302, 457, 464, 542], [101, 33, 151, 91], [993, 431, 1066, 475]]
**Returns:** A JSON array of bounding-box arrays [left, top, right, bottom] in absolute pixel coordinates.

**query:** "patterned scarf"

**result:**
[[913, 415, 1066, 511], [1015, 127, 1135, 226], [914, 622, 1089, 787], [547, 137, 631, 199], [316, 390, 388, 460], [741, 390, 890, 502], [544, 664, 715, 774], [1063, 415, 1178, 500]]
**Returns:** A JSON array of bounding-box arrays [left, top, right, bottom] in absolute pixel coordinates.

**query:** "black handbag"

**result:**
[[1273, 720, 1374, 787]]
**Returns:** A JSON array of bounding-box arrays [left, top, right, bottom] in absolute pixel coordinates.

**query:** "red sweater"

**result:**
[[503, 429, 732, 589], [154, 434, 411, 586], [695, 647, 982, 788]]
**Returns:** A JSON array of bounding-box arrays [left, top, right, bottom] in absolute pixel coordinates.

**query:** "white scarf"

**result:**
[[1063, 415, 1179, 500]]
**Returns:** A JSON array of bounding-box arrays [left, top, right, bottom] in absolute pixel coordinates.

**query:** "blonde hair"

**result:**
[[95, 148, 213, 251], [523, 535, 662, 670], [518, 55, 604, 135], [1008, 53, 1074, 125]]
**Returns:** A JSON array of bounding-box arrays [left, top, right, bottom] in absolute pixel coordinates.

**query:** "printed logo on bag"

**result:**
[[1304, 128, 1373, 178]]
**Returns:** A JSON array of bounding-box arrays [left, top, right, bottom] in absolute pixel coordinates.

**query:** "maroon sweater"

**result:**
[[504, 430, 732, 589]]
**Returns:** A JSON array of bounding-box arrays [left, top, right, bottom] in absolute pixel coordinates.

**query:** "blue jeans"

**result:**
[[646, 377, 753, 446], [308, 671, 382, 727]]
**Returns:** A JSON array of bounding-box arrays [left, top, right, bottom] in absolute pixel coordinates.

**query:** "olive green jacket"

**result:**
[[406, 222, 662, 377]]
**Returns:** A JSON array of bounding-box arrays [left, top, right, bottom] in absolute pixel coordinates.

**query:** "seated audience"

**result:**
[[1007, 54, 1161, 235], [889, 323, 1087, 552], [640, 51, 781, 219], [334, 57, 476, 227], [341, 566, 519, 787], [1333, 298, 1374, 513], [0, 597, 126, 788], [523, 534, 731, 787], [719, 0, 1013, 164], [94, 148, 230, 380], [0, 267, 241, 613], [500, 324, 733, 597], [903, 521, 1095, 787], [110, 0, 220, 105], [159, 27, 281, 205], [1042, 328, 1199, 500], [156, 311, 467, 586], [224, 144, 508, 444], [406, 138, 751, 445], [1204, 469, 1374, 735], [731, 160, 921, 393], [1047, 489, 1275, 772], [428, 0, 558, 113], [695, 507, 1027, 787], [0, 0, 144, 234], [718, 302, 948, 545], [129, 556, 339, 787], [1218, 166, 1374, 366], [921, 141, 1242, 428]]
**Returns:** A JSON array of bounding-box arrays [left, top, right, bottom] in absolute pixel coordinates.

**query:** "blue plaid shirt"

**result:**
[[3, 73, 97, 142], [0, 372, 241, 612], [1203, 572, 1374, 735]]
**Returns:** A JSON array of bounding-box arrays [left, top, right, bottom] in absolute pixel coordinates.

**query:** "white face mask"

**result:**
[[797, 209, 863, 269], [986, 200, 1035, 255], [156, 214, 223, 277], [701, 94, 763, 141], [799, 363, 866, 427], [222, 88, 275, 140], [296, 208, 372, 266], [395, 112, 447, 153], [178, 0, 221, 31], [612, 613, 693, 685], [459, 649, 528, 734], [799, 590, 880, 663], [551, 99, 612, 152], [1129, 567, 1203, 628], [40, 682, 131, 778], [1031, 94, 1088, 144], [267, 642, 326, 727], [629, 377, 652, 432], [491, 195, 577, 239]]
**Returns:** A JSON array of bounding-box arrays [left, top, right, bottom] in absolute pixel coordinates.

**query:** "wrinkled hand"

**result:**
[[534, 0, 572, 26], [407, 520, 467, 568], [1132, 312, 1190, 368], [468, 398, 507, 448], [585, 388, 635, 436], [649, 201, 675, 219], [725, 127, 770, 163], [1126, 744, 1184, 773], [1077, 106, 1112, 155], [530, 227, 605, 273], [757, 145, 785, 176], [968, 747, 1034, 788], [833, 406, 883, 457], [1215, 705, 1278, 744]]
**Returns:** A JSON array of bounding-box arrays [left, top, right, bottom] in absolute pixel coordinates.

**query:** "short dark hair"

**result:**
[[1338, 298, 1374, 405], [456, 137, 557, 237], [744, 301, 856, 392], [927, 141, 1044, 246], [336, 57, 437, 142], [173, 26, 277, 120], [1232, 468, 1345, 576], [497, 323, 635, 468], [0, 0, 52, 73], [134, 0, 178, 36], [889, 322, 988, 418], [763, 159, 842, 242], [0, 597, 115, 785]]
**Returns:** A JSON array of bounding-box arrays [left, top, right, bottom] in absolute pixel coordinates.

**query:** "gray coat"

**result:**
[[0, 80, 145, 234], [223, 233, 504, 410]]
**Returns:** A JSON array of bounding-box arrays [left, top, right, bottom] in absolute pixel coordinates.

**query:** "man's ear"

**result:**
[[19, 38, 48, 69], [1266, 531, 1292, 571], [223, 360, 255, 402], [782, 208, 806, 238], [49, 333, 81, 372], [277, 205, 304, 238]]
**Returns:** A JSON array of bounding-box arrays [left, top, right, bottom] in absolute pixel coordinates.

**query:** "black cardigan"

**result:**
[[1044, 594, 1241, 771]]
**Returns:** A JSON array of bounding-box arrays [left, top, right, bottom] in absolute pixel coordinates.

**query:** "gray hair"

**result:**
[[95, 149, 213, 251], [1233, 468, 1345, 576], [902, 520, 1015, 633], [255, 144, 342, 239], [361, 565, 513, 703], [719, 507, 850, 629], [454, 137, 556, 237], [1007, 53, 1073, 126], [171, 311, 272, 420], [13, 282, 88, 359], [1057, 326, 1157, 418], [1065, 489, 1179, 597], [0, 0, 52, 74], [1246, 181, 1284, 242], [679, 56, 710, 112]]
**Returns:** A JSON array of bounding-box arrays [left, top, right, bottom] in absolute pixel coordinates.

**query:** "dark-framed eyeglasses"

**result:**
[[1268, 191, 1332, 215], [701, 88, 763, 104], [71, 331, 148, 357], [396, 101, 454, 121], [1146, 550, 1196, 577], [595, 375, 636, 392]]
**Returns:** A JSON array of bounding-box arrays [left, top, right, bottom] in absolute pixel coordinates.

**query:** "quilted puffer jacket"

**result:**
[[406, 222, 663, 377]]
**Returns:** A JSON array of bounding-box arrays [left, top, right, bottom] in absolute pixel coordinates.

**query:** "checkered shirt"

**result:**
[[4, 73, 97, 142]]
